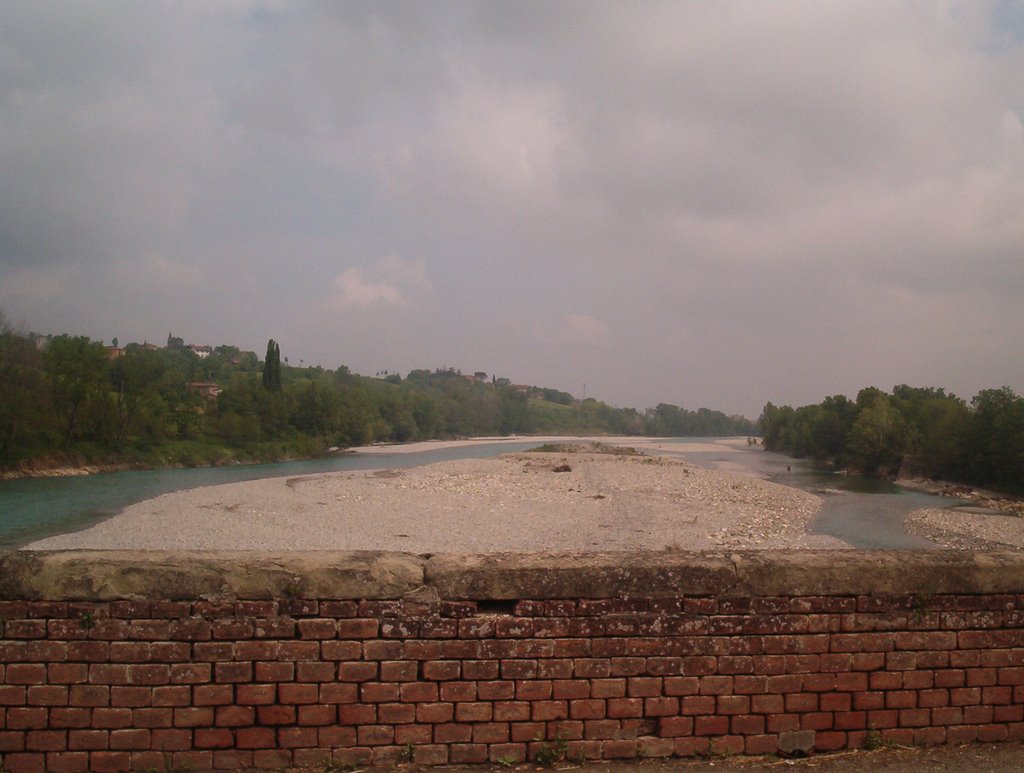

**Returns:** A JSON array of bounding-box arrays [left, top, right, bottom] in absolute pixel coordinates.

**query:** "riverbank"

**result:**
[[24, 444, 843, 552], [0, 434, 656, 481]]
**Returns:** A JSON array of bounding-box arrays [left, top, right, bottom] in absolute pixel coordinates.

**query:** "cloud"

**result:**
[[327, 255, 431, 311], [1, 3, 1023, 416]]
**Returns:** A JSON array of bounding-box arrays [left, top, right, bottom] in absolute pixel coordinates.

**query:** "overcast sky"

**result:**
[[2, 2, 1023, 418]]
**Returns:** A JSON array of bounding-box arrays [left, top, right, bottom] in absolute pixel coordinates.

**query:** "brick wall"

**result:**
[[1, 550, 1023, 771]]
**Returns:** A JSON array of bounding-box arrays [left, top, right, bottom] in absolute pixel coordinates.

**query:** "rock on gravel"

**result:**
[[25, 452, 847, 552]]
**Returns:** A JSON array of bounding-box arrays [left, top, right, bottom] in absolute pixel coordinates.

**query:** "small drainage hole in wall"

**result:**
[[475, 599, 518, 616]]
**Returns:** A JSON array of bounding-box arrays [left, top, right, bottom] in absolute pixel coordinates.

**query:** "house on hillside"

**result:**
[[185, 382, 222, 400], [187, 344, 213, 359], [106, 347, 125, 361]]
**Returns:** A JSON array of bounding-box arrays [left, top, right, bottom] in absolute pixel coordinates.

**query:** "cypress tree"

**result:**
[[263, 339, 282, 392]]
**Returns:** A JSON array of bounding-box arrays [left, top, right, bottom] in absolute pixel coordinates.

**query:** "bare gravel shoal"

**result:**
[[906, 507, 1024, 550], [25, 449, 847, 551]]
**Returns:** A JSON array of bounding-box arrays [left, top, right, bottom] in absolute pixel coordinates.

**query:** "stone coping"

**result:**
[[1, 550, 1023, 601]]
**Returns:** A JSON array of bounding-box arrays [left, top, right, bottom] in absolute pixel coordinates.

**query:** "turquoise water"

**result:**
[[0, 441, 546, 549]]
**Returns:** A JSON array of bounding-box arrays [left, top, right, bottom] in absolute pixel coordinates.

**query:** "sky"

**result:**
[[2, 1, 1023, 419]]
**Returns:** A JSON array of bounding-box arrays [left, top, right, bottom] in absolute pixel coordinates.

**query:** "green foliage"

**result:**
[[533, 734, 572, 767], [644, 402, 757, 437], [0, 314, 770, 475], [760, 384, 1023, 492]]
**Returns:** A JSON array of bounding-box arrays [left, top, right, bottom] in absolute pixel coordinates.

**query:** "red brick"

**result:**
[[480, 680, 517, 700], [361, 682, 400, 703], [234, 688, 274, 708], [172, 708, 213, 728], [440, 681, 477, 702], [473, 722, 510, 743], [337, 662, 377, 682], [357, 724, 394, 746], [767, 713, 800, 732], [25, 730, 67, 752], [600, 739, 639, 759], [786, 696, 819, 712], [752, 694, 784, 714], [320, 683, 358, 704], [297, 619, 337, 639], [256, 708, 296, 724], [217, 705, 257, 727], [50, 708, 91, 729], [515, 680, 552, 701], [130, 708, 172, 729], [450, 742, 488, 763], [298, 704, 337, 726], [820, 693, 852, 712], [606, 697, 643, 718], [93, 709, 132, 730], [192, 728, 233, 753], [278, 641, 319, 661], [376, 702, 414, 724], [68, 686, 107, 708], [494, 700, 530, 721], [193, 684, 233, 706], [676, 737, 710, 756], [681, 695, 716, 716], [44, 751, 89, 773], [338, 704, 376, 725], [641, 696, 676, 716], [169, 664, 209, 685], [236, 726, 275, 749], [108, 729, 148, 751], [67, 730, 107, 751], [212, 662, 250, 683], [89, 751, 131, 772], [699, 676, 734, 695], [582, 678, 620, 699], [502, 659, 538, 679], [150, 687, 189, 707], [6, 664, 46, 684], [319, 638, 360, 663], [610, 657, 646, 677], [434, 721, 472, 742], [254, 661, 293, 682], [416, 702, 454, 723], [453, 702, 492, 722], [279, 726, 318, 749], [627, 677, 662, 697], [337, 619, 378, 638], [363, 640, 403, 660], [731, 714, 766, 734], [7, 708, 47, 730], [279, 683, 319, 704], [801, 712, 834, 730], [695, 715, 730, 735], [47, 664, 88, 685], [379, 661, 417, 682]]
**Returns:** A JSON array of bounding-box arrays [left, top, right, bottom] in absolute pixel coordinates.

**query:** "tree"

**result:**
[[967, 388, 1024, 488], [0, 313, 49, 463], [846, 393, 906, 474], [44, 335, 110, 449], [262, 339, 282, 392]]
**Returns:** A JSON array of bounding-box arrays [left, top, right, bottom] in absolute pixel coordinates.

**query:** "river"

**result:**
[[0, 438, 953, 549]]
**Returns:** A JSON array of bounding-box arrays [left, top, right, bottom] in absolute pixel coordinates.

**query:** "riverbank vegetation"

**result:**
[[760, 386, 1024, 493], [0, 319, 755, 474]]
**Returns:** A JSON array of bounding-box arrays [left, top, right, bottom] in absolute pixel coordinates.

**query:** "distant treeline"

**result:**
[[0, 320, 756, 472], [760, 385, 1024, 492]]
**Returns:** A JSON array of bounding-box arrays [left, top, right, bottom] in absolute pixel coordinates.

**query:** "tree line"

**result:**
[[759, 385, 1024, 492], [0, 319, 756, 473]]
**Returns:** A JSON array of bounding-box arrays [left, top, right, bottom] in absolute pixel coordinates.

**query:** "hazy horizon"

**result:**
[[3, 2, 1023, 418]]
